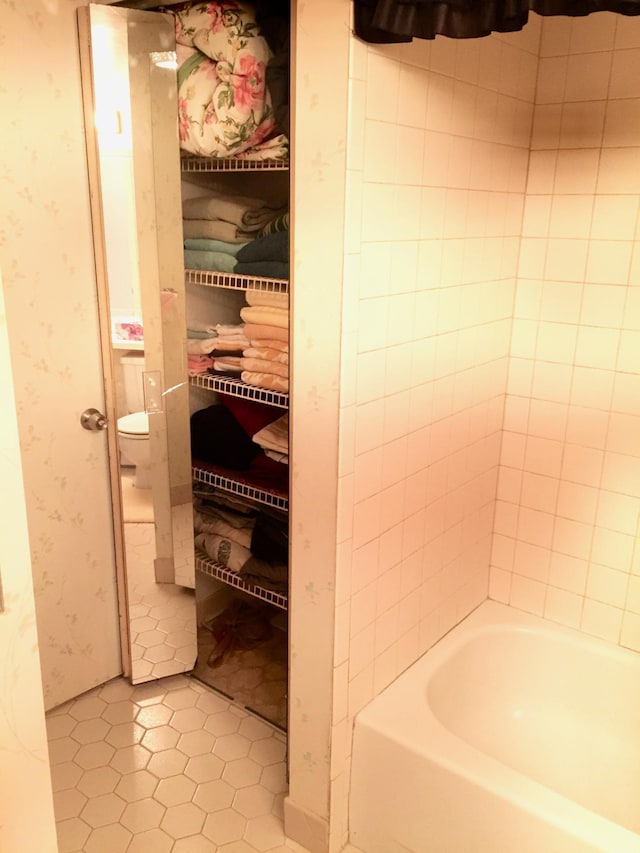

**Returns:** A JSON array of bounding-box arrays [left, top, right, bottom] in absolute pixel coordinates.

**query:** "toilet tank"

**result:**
[[120, 352, 146, 413]]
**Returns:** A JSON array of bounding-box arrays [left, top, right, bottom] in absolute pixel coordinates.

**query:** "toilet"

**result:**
[[117, 353, 151, 489]]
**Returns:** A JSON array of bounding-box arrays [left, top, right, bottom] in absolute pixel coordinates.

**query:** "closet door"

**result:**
[[79, 4, 197, 683]]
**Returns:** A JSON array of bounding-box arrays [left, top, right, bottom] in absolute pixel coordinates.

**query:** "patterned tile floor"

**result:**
[[46, 673, 308, 853]]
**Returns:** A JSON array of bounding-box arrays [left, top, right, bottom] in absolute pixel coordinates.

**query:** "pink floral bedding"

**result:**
[[174, 2, 288, 161]]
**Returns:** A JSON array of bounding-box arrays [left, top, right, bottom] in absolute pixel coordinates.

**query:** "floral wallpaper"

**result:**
[[0, 0, 122, 709], [0, 272, 58, 852]]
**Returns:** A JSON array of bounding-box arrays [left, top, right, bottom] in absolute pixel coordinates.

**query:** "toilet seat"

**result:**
[[117, 411, 149, 436]]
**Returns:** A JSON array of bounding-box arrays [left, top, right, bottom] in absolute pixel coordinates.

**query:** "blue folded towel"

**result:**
[[184, 238, 249, 256], [184, 249, 237, 273]]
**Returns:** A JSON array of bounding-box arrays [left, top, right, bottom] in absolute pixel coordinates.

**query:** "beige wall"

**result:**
[[332, 17, 540, 852], [0, 271, 58, 853], [286, 1, 350, 850], [0, 0, 122, 709], [491, 15, 640, 650]]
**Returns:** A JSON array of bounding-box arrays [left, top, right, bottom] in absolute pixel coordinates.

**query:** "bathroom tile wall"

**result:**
[[490, 15, 640, 651], [330, 19, 540, 850]]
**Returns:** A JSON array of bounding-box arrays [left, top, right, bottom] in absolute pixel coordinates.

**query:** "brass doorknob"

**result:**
[[80, 407, 108, 431]]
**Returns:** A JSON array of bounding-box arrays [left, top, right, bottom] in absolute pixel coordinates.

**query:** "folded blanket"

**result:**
[[246, 289, 288, 310], [184, 249, 237, 272], [236, 231, 289, 263], [182, 189, 285, 231], [183, 218, 252, 244], [252, 413, 288, 454], [248, 337, 289, 352], [243, 323, 289, 344], [240, 357, 288, 379], [190, 404, 262, 471], [236, 134, 289, 163], [258, 210, 289, 238], [184, 238, 249, 255], [175, 2, 279, 159], [242, 370, 288, 393], [235, 261, 289, 279], [187, 337, 218, 354], [238, 556, 288, 593], [240, 305, 289, 329], [194, 507, 254, 549], [244, 346, 289, 365], [194, 532, 252, 572]]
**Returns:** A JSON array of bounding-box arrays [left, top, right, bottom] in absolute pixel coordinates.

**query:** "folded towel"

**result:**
[[236, 232, 289, 264], [188, 328, 218, 340], [212, 357, 242, 372], [243, 323, 289, 344], [182, 189, 285, 232], [258, 211, 290, 238], [246, 289, 289, 310], [264, 449, 289, 465], [244, 346, 289, 365], [187, 337, 218, 354], [183, 218, 251, 244], [240, 357, 288, 379], [209, 340, 248, 353], [253, 413, 289, 454], [235, 261, 289, 279], [241, 371, 289, 393], [188, 354, 214, 376], [240, 305, 289, 330], [215, 323, 246, 337], [184, 238, 249, 255], [184, 249, 237, 272], [248, 338, 289, 353]]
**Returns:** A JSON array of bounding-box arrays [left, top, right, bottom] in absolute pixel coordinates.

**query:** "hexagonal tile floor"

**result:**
[[46, 674, 308, 853]]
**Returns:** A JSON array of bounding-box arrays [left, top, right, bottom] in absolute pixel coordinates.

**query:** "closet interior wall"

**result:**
[[182, 164, 290, 733]]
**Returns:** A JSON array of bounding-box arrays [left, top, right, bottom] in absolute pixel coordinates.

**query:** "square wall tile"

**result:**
[[564, 52, 612, 101], [569, 13, 617, 54]]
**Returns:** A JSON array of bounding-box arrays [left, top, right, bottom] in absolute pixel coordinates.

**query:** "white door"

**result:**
[[0, 1, 123, 711], [0, 0, 196, 709]]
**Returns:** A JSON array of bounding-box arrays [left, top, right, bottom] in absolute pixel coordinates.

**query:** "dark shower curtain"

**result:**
[[354, 0, 640, 42]]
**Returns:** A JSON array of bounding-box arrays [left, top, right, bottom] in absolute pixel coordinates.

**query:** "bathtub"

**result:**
[[349, 601, 640, 853]]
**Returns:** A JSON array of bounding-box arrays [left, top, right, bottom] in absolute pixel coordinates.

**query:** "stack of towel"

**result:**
[[183, 190, 289, 279], [235, 231, 288, 280], [187, 322, 249, 375], [252, 413, 288, 465], [239, 289, 289, 393]]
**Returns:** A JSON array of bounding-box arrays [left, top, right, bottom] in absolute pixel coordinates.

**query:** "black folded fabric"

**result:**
[[238, 556, 288, 593], [190, 405, 263, 471], [251, 511, 289, 564], [235, 260, 289, 279], [236, 231, 289, 264]]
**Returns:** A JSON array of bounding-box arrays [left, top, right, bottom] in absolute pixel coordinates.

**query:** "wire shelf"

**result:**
[[192, 463, 288, 511], [185, 269, 289, 293], [190, 374, 289, 408], [181, 155, 289, 173], [195, 550, 288, 610]]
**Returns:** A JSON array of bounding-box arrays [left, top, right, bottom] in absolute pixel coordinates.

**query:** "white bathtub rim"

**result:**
[[353, 601, 640, 852]]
